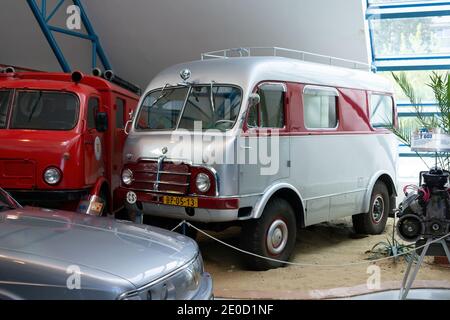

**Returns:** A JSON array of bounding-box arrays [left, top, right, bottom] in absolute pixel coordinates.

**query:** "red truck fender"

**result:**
[[77, 177, 111, 216]]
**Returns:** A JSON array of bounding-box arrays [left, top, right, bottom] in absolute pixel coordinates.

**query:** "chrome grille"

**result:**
[[128, 160, 191, 194]]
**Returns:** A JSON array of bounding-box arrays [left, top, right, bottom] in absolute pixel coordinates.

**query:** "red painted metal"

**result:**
[[242, 81, 396, 136], [0, 71, 139, 212], [118, 187, 239, 210]]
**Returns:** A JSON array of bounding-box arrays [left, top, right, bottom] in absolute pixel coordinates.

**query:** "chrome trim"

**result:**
[[134, 180, 189, 187], [129, 188, 186, 196], [258, 82, 287, 93], [153, 154, 167, 191], [118, 253, 200, 300], [303, 85, 339, 96], [135, 158, 219, 197], [135, 170, 191, 177]]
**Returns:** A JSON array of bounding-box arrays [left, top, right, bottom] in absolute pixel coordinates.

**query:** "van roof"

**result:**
[[147, 57, 394, 95]]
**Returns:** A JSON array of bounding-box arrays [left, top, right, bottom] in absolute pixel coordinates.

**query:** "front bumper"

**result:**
[[193, 272, 214, 300], [118, 187, 241, 223]]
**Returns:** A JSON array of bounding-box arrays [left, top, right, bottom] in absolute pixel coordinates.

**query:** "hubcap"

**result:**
[[371, 195, 385, 224], [266, 219, 289, 255]]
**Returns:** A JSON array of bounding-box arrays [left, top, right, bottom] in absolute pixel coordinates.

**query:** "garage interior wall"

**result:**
[[0, 0, 369, 88]]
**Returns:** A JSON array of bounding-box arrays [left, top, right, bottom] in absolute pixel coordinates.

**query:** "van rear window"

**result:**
[[370, 94, 393, 128], [10, 91, 79, 131]]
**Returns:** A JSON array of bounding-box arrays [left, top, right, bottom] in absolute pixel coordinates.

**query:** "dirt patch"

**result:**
[[197, 218, 450, 299]]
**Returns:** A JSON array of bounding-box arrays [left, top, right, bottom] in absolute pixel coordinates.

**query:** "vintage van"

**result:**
[[119, 48, 398, 270]]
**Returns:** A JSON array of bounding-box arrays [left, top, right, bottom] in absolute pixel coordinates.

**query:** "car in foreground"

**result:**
[[0, 188, 212, 300]]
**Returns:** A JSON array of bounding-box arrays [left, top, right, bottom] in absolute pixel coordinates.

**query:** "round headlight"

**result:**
[[44, 167, 61, 185], [195, 173, 210, 193], [122, 169, 133, 185]]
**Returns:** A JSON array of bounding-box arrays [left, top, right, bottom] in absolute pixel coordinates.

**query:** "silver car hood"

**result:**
[[0, 207, 198, 288]]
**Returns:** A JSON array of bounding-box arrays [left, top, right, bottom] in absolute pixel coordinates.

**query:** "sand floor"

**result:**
[[196, 218, 450, 299]]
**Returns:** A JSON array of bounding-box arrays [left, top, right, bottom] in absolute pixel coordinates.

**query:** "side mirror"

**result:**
[[95, 112, 108, 132]]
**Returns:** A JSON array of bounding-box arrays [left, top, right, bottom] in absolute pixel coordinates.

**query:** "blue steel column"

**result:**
[[26, 0, 71, 72], [72, 0, 112, 70]]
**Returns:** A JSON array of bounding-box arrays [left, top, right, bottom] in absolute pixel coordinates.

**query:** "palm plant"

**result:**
[[391, 71, 450, 170]]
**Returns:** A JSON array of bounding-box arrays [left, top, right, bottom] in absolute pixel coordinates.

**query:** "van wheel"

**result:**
[[353, 181, 389, 235], [240, 198, 296, 271]]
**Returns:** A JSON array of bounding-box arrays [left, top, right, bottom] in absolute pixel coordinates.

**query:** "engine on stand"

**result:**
[[397, 168, 450, 242], [396, 129, 450, 300]]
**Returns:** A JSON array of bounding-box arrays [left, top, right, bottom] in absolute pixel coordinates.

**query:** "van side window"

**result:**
[[303, 86, 338, 129], [256, 83, 285, 128], [370, 94, 393, 128], [116, 98, 125, 129], [87, 97, 99, 130]]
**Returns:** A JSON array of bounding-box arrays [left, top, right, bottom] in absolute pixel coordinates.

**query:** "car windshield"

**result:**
[[0, 188, 19, 212], [10, 91, 79, 130], [136, 85, 242, 131]]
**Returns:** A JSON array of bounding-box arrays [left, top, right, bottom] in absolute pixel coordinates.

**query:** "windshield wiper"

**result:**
[[150, 84, 173, 108]]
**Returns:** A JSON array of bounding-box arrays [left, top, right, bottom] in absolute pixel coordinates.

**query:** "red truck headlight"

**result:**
[[43, 167, 62, 185]]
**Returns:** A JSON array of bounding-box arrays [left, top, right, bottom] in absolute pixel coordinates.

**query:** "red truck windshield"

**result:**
[[6, 91, 79, 131]]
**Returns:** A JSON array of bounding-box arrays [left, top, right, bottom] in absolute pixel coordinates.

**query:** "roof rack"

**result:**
[[201, 47, 371, 71]]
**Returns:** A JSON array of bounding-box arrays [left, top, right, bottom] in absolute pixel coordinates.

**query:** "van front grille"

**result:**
[[126, 160, 191, 195]]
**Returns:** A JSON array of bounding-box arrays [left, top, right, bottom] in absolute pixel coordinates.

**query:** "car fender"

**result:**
[[251, 181, 305, 220]]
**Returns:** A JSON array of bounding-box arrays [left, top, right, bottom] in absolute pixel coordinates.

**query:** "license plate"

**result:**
[[163, 196, 198, 208]]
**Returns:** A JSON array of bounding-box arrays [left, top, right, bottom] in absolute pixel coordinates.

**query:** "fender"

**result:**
[[76, 177, 111, 215], [90, 176, 110, 199], [362, 170, 397, 213], [251, 181, 305, 220]]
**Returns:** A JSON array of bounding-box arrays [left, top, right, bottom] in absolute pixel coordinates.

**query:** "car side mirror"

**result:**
[[95, 112, 108, 132]]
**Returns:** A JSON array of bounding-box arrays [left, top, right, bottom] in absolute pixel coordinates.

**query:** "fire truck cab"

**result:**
[[0, 69, 140, 216]]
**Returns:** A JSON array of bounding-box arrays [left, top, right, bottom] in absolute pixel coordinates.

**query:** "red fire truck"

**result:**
[[0, 67, 140, 216]]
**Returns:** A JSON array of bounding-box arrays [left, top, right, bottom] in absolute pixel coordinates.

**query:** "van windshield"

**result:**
[[10, 91, 79, 131], [136, 85, 242, 131]]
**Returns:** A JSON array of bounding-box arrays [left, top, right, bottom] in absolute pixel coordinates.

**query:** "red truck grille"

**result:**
[[0, 159, 36, 189], [127, 160, 191, 195]]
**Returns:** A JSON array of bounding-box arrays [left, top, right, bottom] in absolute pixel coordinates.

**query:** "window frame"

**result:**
[[135, 84, 243, 132], [302, 85, 340, 131], [368, 92, 395, 129], [9, 89, 80, 131], [246, 82, 287, 131]]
